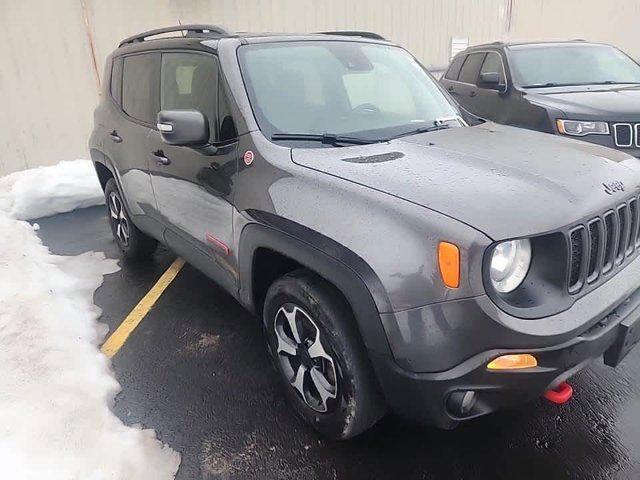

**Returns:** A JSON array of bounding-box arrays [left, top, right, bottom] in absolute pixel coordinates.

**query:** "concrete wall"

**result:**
[[1, 0, 639, 175]]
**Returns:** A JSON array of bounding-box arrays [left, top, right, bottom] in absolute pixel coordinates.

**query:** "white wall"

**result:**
[[1, 0, 639, 175]]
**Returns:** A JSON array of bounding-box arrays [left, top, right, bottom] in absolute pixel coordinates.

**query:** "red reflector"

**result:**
[[543, 382, 573, 404], [205, 233, 230, 256]]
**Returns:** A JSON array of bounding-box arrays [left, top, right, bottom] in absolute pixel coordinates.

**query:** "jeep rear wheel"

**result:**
[[104, 178, 157, 260], [263, 269, 385, 439]]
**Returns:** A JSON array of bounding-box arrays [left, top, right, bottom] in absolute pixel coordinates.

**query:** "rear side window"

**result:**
[[122, 53, 159, 124], [161, 53, 219, 141], [458, 52, 486, 84], [445, 55, 465, 80], [110, 57, 123, 106]]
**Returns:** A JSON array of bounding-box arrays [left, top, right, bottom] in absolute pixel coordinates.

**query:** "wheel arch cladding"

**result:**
[[93, 160, 114, 191], [238, 212, 394, 358], [90, 149, 116, 191]]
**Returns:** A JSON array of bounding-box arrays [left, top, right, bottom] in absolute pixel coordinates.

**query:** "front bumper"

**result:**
[[372, 249, 640, 429], [560, 130, 640, 159], [372, 283, 640, 428]]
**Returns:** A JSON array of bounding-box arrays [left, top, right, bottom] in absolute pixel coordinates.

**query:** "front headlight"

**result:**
[[556, 119, 610, 136], [490, 239, 532, 293]]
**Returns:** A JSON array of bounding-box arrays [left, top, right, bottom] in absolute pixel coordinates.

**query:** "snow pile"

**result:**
[[0, 160, 104, 220], [0, 163, 180, 478]]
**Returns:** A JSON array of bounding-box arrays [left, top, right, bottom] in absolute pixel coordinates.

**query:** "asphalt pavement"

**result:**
[[34, 206, 640, 480]]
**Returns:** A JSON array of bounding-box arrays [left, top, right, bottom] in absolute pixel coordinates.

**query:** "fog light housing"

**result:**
[[487, 353, 538, 370], [447, 390, 477, 417]]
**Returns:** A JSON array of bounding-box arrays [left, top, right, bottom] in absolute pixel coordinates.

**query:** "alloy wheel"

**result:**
[[108, 191, 130, 247], [273, 303, 338, 413]]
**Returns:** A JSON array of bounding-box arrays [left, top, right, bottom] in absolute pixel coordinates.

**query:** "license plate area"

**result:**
[[604, 311, 640, 367]]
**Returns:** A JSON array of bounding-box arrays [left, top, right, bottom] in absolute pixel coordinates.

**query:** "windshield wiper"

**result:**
[[591, 81, 640, 86], [521, 82, 562, 88], [385, 123, 451, 141], [271, 133, 376, 145], [522, 81, 640, 89]]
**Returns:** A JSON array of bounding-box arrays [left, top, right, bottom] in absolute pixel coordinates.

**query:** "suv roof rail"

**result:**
[[118, 24, 230, 47], [317, 31, 387, 41]]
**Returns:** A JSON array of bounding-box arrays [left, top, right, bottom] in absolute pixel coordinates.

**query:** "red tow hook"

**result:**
[[544, 382, 573, 404]]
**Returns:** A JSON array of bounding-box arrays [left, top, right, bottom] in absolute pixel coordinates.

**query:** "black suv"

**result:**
[[440, 41, 640, 157], [91, 26, 640, 439]]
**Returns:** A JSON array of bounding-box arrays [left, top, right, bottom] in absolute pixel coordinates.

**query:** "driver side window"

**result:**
[[478, 52, 505, 87], [160, 53, 219, 141]]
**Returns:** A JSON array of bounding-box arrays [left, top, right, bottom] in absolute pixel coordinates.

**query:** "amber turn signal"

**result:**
[[438, 241, 460, 288], [487, 354, 538, 370]]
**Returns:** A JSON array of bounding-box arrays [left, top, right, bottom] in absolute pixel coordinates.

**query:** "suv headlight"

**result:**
[[556, 119, 609, 136], [489, 239, 532, 293]]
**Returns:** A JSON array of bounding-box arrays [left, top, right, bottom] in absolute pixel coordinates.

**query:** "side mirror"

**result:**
[[479, 72, 507, 93], [157, 110, 209, 146]]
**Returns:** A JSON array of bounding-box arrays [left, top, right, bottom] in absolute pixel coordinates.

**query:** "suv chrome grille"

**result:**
[[567, 194, 640, 293], [613, 123, 639, 148]]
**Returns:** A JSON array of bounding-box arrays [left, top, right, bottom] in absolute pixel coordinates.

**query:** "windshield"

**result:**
[[509, 44, 640, 87], [238, 41, 461, 143]]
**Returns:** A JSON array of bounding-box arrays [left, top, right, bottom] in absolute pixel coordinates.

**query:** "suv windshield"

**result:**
[[509, 44, 640, 88], [238, 41, 461, 144]]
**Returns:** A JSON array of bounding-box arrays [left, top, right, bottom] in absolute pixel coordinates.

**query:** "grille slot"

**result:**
[[617, 204, 629, 263], [613, 123, 634, 147], [568, 227, 585, 292], [587, 219, 603, 282], [567, 195, 640, 294], [603, 211, 617, 274], [630, 198, 639, 249]]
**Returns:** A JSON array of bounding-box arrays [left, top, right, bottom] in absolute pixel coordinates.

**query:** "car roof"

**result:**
[[114, 25, 393, 55], [463, 40, 611, 53]]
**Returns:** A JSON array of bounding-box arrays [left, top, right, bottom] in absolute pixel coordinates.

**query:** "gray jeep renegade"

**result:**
[[90, 25, 640, 439]]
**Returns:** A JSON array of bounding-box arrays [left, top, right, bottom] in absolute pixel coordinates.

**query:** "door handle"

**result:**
[[469, 90, 477, 97], [152, 150, 171, 166], [110, 130, 122, 143]]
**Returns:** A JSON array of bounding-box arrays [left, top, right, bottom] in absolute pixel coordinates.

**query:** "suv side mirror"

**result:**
[[479, 72, 507, 93], [157, 110, 209, 146]]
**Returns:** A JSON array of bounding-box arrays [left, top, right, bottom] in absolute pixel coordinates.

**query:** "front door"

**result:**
[[474, 51, 510, 123], [148, 51, 238, 294]]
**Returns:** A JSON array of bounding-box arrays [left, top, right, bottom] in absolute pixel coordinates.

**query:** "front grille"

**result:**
[[567, 194, 640, 293], [613, 123, 640, 148]]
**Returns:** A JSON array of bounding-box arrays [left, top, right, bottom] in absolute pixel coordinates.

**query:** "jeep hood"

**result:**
[[291, 123, 640, 240], [526, 85, 640, 118]]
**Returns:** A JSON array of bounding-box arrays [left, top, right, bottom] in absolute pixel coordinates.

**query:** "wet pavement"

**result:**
[[35, 206, 640, 479]]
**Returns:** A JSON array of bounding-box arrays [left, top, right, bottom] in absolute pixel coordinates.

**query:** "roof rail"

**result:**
[[317, 31, 387, 41], [118, 24, 230, 47]]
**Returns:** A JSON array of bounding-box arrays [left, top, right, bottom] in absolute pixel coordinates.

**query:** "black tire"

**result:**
[[104, 178, 157, 260], [263, 269, 385, 439]]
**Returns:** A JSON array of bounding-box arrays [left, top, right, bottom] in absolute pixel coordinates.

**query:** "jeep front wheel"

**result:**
[[263, 269, 385, 439]]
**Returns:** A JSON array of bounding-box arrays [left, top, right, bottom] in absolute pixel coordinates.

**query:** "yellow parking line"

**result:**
[[101, 257, 186, 358]]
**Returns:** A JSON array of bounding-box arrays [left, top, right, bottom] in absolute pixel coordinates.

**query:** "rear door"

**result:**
[[440, 54, 466, 100], [148, 51, 238, 293], [105, 53, 160, 221]]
